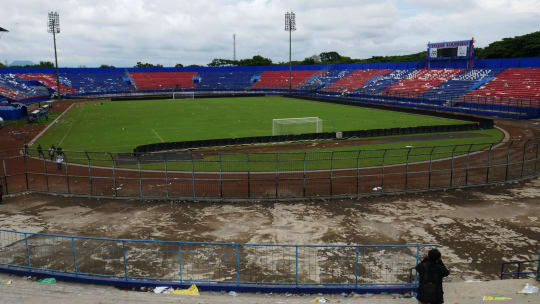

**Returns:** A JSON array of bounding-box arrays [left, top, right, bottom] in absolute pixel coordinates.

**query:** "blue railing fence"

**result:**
[[0, 229, 436, 287]]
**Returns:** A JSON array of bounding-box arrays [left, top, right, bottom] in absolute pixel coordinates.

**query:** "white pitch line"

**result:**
[[151, 128, 165, 142]]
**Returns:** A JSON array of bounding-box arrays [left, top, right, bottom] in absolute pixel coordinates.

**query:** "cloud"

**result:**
[[0, 0, 538, 67]]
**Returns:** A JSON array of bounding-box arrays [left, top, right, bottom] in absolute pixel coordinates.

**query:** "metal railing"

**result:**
[[1, 138, 539, 200], [500, 259, 540, 280], [0, 229, 435, 287]]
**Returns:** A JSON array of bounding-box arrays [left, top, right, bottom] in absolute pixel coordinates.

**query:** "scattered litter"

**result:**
[[5, 280, 12, 285], [37, 278, 56, 284], [465, 280, 483, 283], [405, 145, 413, 148], [483, 295, 512, 301], [172, 284, 199, 296], [229, 291, 238, 296], [153, 286, 172, 294], [313, 297, 329, 303], [372, 186, 383, 191], [517, 283, 538, 294]]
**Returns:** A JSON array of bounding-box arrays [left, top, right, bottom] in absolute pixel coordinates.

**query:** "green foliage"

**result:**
[[134, 62, 163, 68], [0, 62, 6, 68], [475, 31, 540, 59], [10, 61, 55, 68], [208, 55, 273, 67], [174, 63, 184, 68], [99, 64, 115, 68]]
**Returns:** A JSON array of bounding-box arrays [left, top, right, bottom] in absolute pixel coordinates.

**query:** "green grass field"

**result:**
[[36, 96, 475, 152]]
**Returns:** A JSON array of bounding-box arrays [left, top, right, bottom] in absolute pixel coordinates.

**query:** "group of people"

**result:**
[[35, 144, 64, 170]]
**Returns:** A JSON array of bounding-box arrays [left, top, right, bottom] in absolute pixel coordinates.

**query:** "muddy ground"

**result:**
[[1, 176, 538, 281]]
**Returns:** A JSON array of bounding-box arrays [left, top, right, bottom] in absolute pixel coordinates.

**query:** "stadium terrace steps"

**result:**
[[299, 69, 354, 91], [62, 71, 133, 94], [358, 69, 414, 95], [420, 69, 505, 100], [323, 69, 392, 92], [196, 70, 255, 91], [250, 70, 321, 90], [129, 72, 198, 90], [382, 68, 464, 98], [466, 68, 540, 100], [0, 73, 50, 101], [17, 73, 78, 94]]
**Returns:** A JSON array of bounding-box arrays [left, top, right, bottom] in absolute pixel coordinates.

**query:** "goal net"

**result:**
[[272, 117, 323, 136], [172, 92, 195, 99]]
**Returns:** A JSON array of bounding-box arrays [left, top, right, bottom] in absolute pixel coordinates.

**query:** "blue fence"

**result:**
[[0, 229, 436, 292]]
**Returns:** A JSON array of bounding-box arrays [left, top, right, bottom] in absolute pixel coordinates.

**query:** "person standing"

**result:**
[[37, 144, 45, 159], [49, 145, 55, 161], [415, 248, 450, 304], [56, 154, 64, 171]]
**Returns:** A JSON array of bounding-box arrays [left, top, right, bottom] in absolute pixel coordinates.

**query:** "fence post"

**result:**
[[356, 151, 361, 196], [24, 233, 31, 267], [85, 152, 92, 196], [247, 153, 251, 198], [428, 146, 436, 189], [178, 244, 183, 282], [42, 156, 49, 193], [235, 244, 240, 285], [405, 148, 412, 192], [65, 154, 70, 194], [137, 157, 143, 199], [520, 140, 530, 178], [108, 153, 118, 197], [122, 240, 128, 280], [164, 153, 169, 200], [465, 144, 473, 185], [303, 152, 306, 198], [449, 146, 458, 187], [355, 246, 359, 288], [71, 237, 78, 273], [486, 144, 494, 183], [295, 245, 299, 285], [329, 152, 335, 196], [275, 152, 279, 198], [23, 152, 29, 190], [504, 141, 515, 181], [191, 154, 196, 199], [535, 143, 539, 175], [219, 154, 223, 199], [2, 157, 8, 194]]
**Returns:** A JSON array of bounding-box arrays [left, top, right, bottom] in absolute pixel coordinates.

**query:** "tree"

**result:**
[[475, 31, 540, 59], [100, 64, 115, 68], [320, 51, 342, 62], [134, 62, 163, 68], [208, 58, 236, 67], [174, 63, 184, 68], [238, 55, 272, 66], [0, 62, 6, 68]]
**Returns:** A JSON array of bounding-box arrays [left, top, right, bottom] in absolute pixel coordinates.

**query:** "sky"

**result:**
[[0, 0, 539, 67]]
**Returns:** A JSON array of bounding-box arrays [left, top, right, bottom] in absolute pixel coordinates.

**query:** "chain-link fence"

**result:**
[[0, 229, 436, 286], [1, 138, 539, 200]]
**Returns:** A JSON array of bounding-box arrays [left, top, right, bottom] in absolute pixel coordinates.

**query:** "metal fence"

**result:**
[[0, 229, 435, 287], [1, 138, 539, 200]]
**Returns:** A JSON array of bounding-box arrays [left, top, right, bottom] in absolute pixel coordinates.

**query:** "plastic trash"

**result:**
[[153, 286, 171, 294], [313, 297, 329, 303], [229, 291, 238, 296], [37, 278, 56, 284], [517, 283, 539, 294], [5, 280, 12, 285], [482, 295, 512, 301], [172, 284, 199, 296]]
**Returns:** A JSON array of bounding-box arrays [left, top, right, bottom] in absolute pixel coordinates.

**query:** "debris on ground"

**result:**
[[228, 291, 238, 296], [172, 284, 199, 296], [153, 286, 172, 294], [313, 296, 329, 303], [517, 283, 539, 294], [37, 278, 56, 284], [483, 295, 512, 301]]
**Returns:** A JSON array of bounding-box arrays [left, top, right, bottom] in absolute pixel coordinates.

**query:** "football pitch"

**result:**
[[36, 96, 480, 152]]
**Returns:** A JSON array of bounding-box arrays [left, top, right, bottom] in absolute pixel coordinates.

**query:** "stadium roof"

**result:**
[[0, 27, 8, 32]]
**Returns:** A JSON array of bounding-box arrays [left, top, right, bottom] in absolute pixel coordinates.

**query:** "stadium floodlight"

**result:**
[[284, 11, 296, 92], [48, 12, 61, 98]]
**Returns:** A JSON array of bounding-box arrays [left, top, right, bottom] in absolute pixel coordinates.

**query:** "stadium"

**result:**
[[0, 2, 538, 302]]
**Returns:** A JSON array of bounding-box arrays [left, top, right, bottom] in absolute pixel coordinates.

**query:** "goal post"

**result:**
[[272, 117, 323, 136], [171, 91, 195, 99]]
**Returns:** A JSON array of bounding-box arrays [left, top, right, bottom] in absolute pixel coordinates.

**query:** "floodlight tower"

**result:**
[[284, 11, 296, 92], [233, 34, 236, 62], [48, 12, 61, 98]]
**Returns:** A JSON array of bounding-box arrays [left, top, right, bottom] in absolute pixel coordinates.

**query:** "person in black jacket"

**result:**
[[415, 248, 450, 304]]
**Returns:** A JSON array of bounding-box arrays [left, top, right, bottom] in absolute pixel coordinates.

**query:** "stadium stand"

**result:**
[[382, 69, 464, 98], [420, 69, 504, 100], [298, 68, 354, 91], [196, 70, 254, 91], [0, 73, 50, 101], [323, 69, 392, 92], [61, 70, 132, 94], [358, 69, 414, 95], [17, 73, 78, 94], [129, 72, 198, 90], [466, 68, 540, 102], [250, 70, 321, 90]]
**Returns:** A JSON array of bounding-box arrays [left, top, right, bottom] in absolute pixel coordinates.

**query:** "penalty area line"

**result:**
[[151, 128, 165, 142]]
